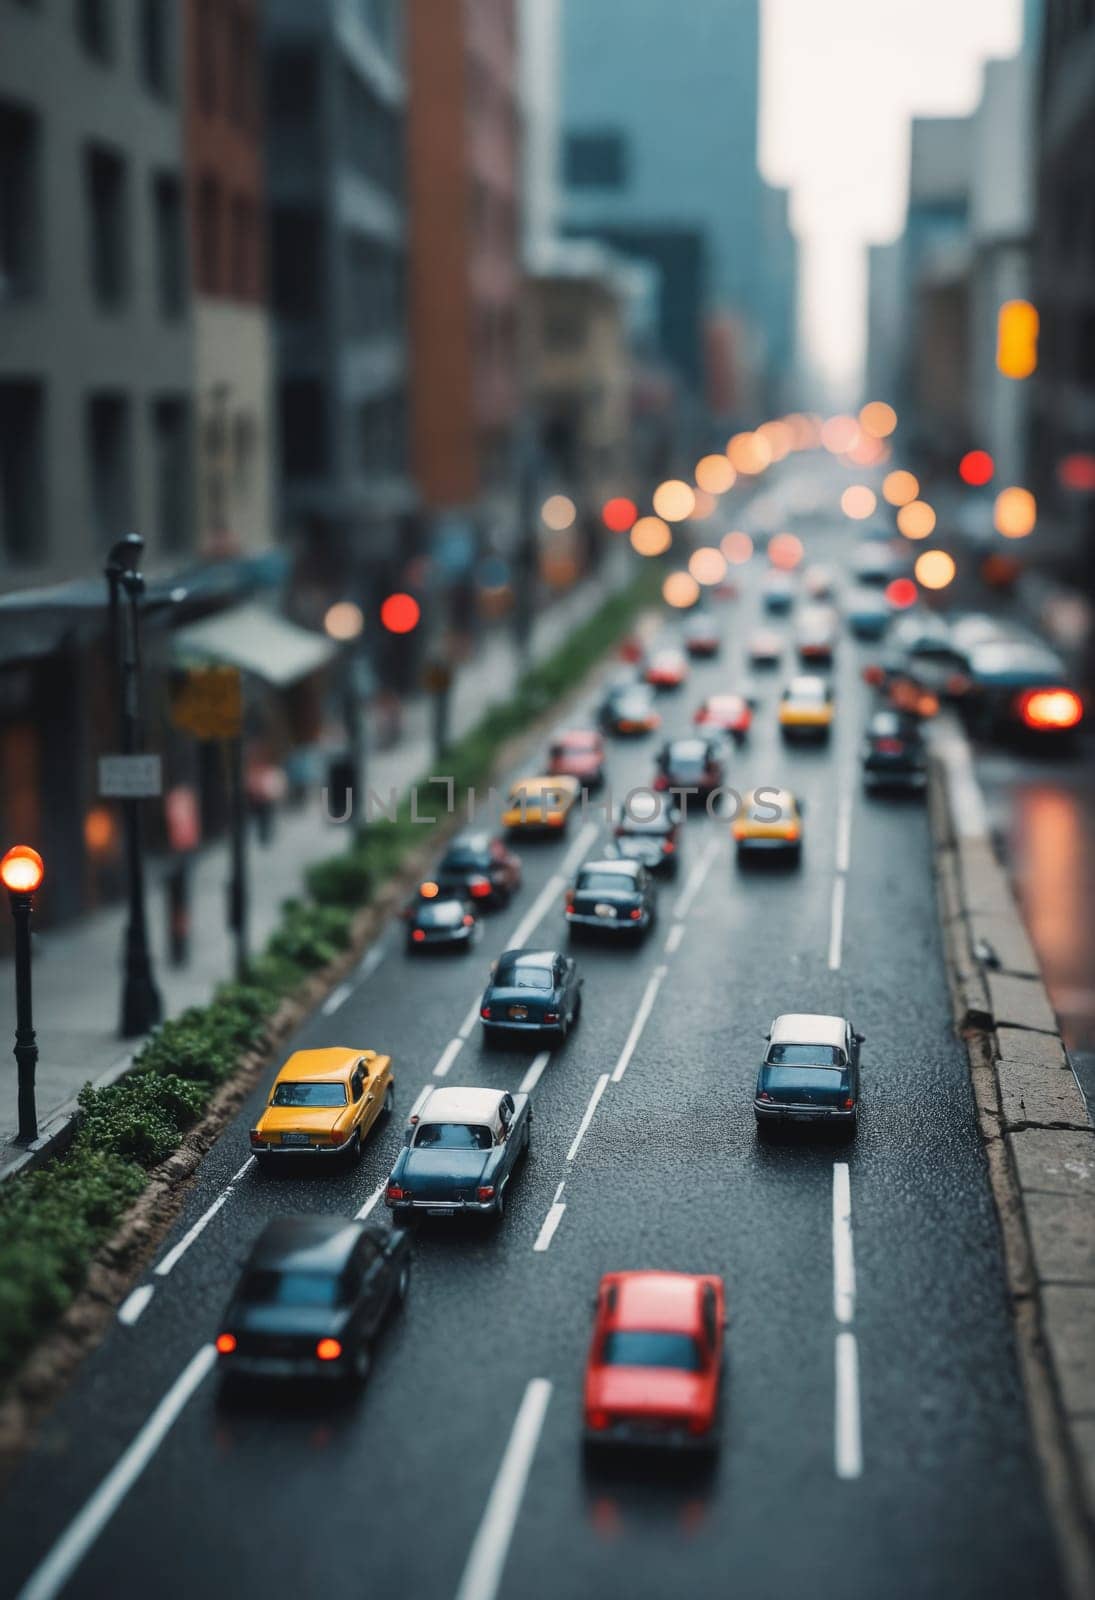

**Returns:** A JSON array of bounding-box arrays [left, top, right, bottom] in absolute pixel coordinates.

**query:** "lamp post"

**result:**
[[2, 845, 44, 1144], [105, 534, 163, 1037]]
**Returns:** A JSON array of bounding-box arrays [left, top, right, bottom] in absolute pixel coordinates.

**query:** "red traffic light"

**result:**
[[959, 450, 994, 487], [380, 593, 421, 634]]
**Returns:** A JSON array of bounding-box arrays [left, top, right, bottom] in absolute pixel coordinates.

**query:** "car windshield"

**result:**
[[766, 1044, 846, 1067], [496, 963, 553, 989], [787, 681, 826, 703], [577, 871, 634, 894], [242, 1269, 342, 1307], [619, 814, 670, 835], [613, 837, 658, 857], [601, 1330, 703, 1372], [442, 847, 487, 872], [271, 1081, 346, 1107], [667, 741, 707, 763], [413, 1122, 493, 1150]]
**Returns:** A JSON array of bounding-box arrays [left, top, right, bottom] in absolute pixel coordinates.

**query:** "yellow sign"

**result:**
[[996, 299, 1038, 379], [171, 665, 243, 740]]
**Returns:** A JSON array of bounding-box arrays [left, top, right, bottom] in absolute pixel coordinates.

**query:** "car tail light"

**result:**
[[476, 1186, 495, 1202], [480, 1004, 492, 1020], [629, 907, 643, 920], [843, 1097, 855, 1109], [587, 1409, 609, 1431], [548, 813, 566, 826], [653, 774, 669, 791], [215, 1332, 237, 1355], [863, 665, 885, 686], [687, 1416, 710, 1436], [248, 1129, 263, 1147], [412, 929, 426, 942], [463, 914, 475, 927], [875, 738, 904, 755], [662, 839, 675, 853], [733, 823, 747, 840], [1017, 688, 1083, 731], [565, 890, 575, 911], [469, 877, 492, 898], [316, 1338, 342, 1362], [758, 1091, 772, 1102], [386, 1183, 405, 1201], [543, 1011, 559, 1024], [946, 672, 971, 697]]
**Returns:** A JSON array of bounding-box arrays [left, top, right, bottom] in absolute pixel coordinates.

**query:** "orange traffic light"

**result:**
[[996, 300, 1038, 379]]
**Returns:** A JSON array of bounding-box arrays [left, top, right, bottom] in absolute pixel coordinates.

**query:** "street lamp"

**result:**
[[2, 845, 44, 1144], [105, 534, 163, 1037]]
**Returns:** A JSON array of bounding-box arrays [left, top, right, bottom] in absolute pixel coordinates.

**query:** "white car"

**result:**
[[385, 1086, 531, 1221]]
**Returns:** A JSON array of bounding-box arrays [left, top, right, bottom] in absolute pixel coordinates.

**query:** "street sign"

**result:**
[[170, 665, 243, 740], [98, 754, 163, 799]]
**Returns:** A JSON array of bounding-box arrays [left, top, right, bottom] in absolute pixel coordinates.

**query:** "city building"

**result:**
[[264, 0, 415, 622], [183, 0, 276, 558], [406, 0, 522, 568], [865, 239, 904, 411]]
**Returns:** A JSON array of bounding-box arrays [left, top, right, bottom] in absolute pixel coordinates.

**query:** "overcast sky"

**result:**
[[759, 0, 1024, 401]]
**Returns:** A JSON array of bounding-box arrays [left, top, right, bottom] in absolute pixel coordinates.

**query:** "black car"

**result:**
[[405, 892, 479, 952], [653, 736, 725, 801], [565, 858, 658, 941], [480, 947, 583, 1045], [215, 1217, 410, 1384], [754, 1013, 863, 1141], [435, 830, 522, 908], [608, 799, 682, 878], [597, 682, 661, 737], [385, 1086, 531, 1222], [861, 710, 926, 791]]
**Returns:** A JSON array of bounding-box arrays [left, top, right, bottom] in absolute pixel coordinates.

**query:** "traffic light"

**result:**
[[996, 300, 1038, 379]]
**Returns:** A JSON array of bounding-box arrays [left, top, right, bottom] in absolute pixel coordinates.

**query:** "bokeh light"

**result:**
[[821, 414, 860, 454], [720, 530, 753, 565], [694, 454, 736, 495], [959, 450, 994, 487], [652, 480, 695, 521], [688, 547, 728, 587], [885, 577, 918, 610], [914, 550, 956, 590], [994, 486, 1037, 538], [756, 419, 793, 462], [84, 808, 116, 855], [324, 600, 365, 641], [630, 516, 672, 557], [602, 496, 638, 533], [845, 433, 889, 467], [0, 845, 45, 893], [662, 571, 701, 609], [688, 488, 718, 521], [380, 593, 421, 633], [541, 494, 577, 531], [841, 485, 878, 520], [858, 401, 897, 439], [896, 500, 937, 540], [768, 532, 804, 571], [727, 431, 772, 475], [882, 469, 919, 507]]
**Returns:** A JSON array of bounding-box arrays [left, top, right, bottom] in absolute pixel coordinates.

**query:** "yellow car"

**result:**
[[733, 787, 803, 864], [778, 675, 834, 741], [249, 1047, 394, 1171], [502, 774, 580, 834]]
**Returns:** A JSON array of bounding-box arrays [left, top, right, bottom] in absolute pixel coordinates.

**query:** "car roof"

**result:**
[[770, 1013, 847, 1047], [605, 1271, 706, 1333], [510, 774, 579, 795], [275, 1048, 369, 1082], [419, 1086, 506, 1126], [247, 1216, 366, 1274], [497, 947, 558, 967], [744, 786, 796, 812], [578, 857, 640, 878], [787, 674, 827, 697], [447, 829, 492, 853]]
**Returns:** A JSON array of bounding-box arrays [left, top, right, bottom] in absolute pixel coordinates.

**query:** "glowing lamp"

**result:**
[[1, 846, 44, 895]]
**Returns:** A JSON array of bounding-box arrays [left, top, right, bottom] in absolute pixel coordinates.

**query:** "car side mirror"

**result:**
[[763, 1031, 771, 1040], [854, 1031, 865, 1044]]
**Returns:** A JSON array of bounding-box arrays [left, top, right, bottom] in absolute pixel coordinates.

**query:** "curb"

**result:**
[[928, 712, 1095, 1600]]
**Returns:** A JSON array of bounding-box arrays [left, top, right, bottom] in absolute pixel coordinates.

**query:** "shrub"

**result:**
[[305, 852, 372, 908], [267, 900, 353, 970], [75, 1073, 205, 1167]]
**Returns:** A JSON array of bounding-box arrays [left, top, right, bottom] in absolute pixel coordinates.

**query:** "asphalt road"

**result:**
[[2, 508, 1064, 1600]]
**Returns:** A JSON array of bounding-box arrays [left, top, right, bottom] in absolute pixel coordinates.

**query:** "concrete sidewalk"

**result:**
[[0, 560, 629, 1170]]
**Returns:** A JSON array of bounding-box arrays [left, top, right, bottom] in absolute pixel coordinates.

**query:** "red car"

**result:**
[[693, 693, 752, 743], [547, 729, 606, 789], [683, 615, 720, 658], [584, 1271, 726, 1451], [644, 648, 689, 690]]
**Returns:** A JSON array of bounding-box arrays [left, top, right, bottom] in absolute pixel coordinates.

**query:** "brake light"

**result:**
[[469, 877, 492, 898], [1018, 688, 1083, 731], [412, 929, 426, 942], [863, 665, 885, 686], [543, 1012, 559, 1024], [758, 1091, 772, 1102], [733, 823, 747, 840], [565, 890, 575, 911], [629, 907, 643, 920], [875, 738, 904, 755], [248, 1129, 263, 1147], [843, 1097, 855, 1109], [480, 1005, 492, 1020], [215, 1332, 237, 1354], [463, 914, 475, 927], [662, 839, 675, 853], [386, 1183, 405, 1201], [316, 1338, 342, 1362], [587, 1409, 609, 1431], [476, 1186, 495, 1202], [653, 774, 669, 791], [783, 824, 800, 841]]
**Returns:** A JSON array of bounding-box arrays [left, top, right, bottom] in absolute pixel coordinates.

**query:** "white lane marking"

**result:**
[[832, 1163, 855, 1324], [321, 980, 353, 1016], [532, 1202, 567, 1253], [355, 1181, 386, 1222], [553, 1180, 566, 1203], [835, 1331, 863, 1479], [519, 1050, 552, 1095], [562, 820, 599, 876], [457, 996, 482, 1041], [566, 1073, 609, 1164], [16, 1345, 217, 1600], [356, 942, 387, 982], [673, 836, 720, 920], [611, 966, 668, 1083], [454, 1378, 553, 1600], [835, 787, 853, 874], [433, 1037, 464, 1078], [229, 1155, 256, 1184], [154, 1190, 230, 1278], [664, 922, 685, 956], [117, 1284, 155, 1327], [827, 875, 846, 972], [408, 1084, 433, 1120], [508, 872, 566, 950]]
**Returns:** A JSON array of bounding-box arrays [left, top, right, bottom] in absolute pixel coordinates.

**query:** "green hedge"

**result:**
[[0, 566, 658, 1390]]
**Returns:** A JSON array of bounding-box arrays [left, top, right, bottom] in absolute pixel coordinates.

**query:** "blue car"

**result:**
[[385, 1087, 531, 1222], [754, 1013, 863, 1141], [479, 948, 582, 1046]]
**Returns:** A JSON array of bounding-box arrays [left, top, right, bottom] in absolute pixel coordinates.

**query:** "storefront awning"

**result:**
[[172, 603, 336, 687]]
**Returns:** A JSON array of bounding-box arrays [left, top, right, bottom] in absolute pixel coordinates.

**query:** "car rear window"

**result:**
[[441, 847, 486, 872], [577, 871, 634, 894], [765, 1045, 846, 1067], [496, 962, 553, 989], [601, 1330, 703, 1372], [418, 901, 464, 926], [413, 1123, 493, 1150], [243, 1270, 341, 1307], [271, 1081, 347, 1107]]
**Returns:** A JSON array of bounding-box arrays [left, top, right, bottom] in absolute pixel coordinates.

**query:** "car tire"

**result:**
[[396, 1262, 410, 1303], [349, 1130, 364, 1165], [492, 1186, 506, 1223], [383, 1083, 395, 1118]]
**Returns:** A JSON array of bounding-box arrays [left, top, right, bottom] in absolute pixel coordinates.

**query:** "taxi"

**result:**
[[250, 1048, 394, 1171], [501, 774, 580, 834], [733, 787, 802, 863], [778, 675, 834, 741]]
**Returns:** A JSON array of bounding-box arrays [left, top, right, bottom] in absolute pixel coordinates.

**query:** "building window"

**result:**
[[344, 234, 404, 339], [195, 0, 218, 114], [138, 0, 173, 98], [357, 392, 405, 476], [84, 143, 128, 308], [86, 392, 132, 548], [271, 206, 322, 318], [75, 0, 114, 62], [564, 131, 628, 189], [0, 100, 40, 302], [0, 381, 45, 564], [280, 379, 328, 477], [342, 63, 402, 198], [152, 172, 185, 317], [267, 44, 318, 120], [197, 172, 221, 294], [151, 397, 191, 552]]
